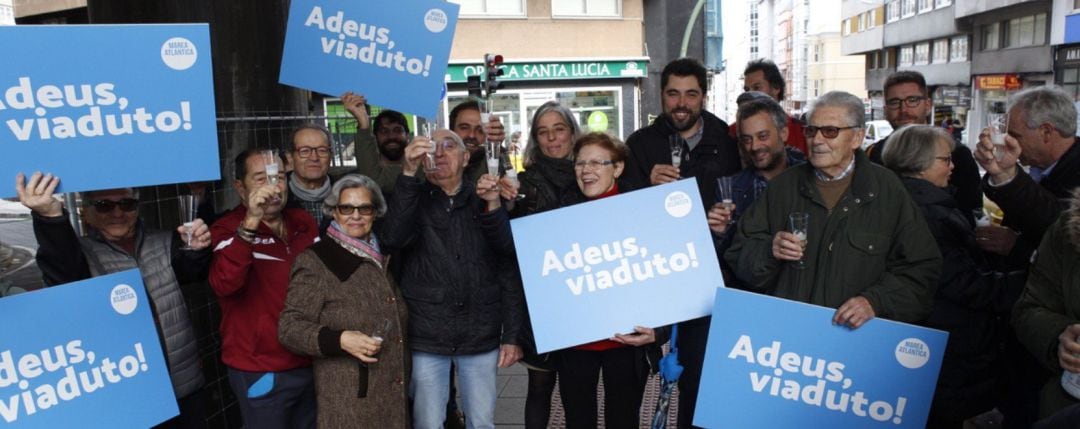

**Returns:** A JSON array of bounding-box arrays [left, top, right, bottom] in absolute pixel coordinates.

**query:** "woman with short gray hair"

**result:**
[[279, 173, 408, 428], [883, 124, 1012, 427]]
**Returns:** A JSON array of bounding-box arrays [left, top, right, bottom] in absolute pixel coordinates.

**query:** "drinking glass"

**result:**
[[178, 195, 197, 250], [986, 113, 1008, 160], [669, 135, 685, 168], [502, 151, 525, 201], [973, 208, 992, 228], [716, 176, 735, 210], [261, 149, 280, 186], [485, 141, 501, 177], [789, 212, 810, 270], [371, 318, 392, 343], [421, 122, 438, 172]]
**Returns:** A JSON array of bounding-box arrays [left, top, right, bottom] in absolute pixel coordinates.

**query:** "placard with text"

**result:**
[[511, 179, 724, 353], [0, 269, 177, 428], [280, 0, 458, 118], [0, 24, 219, 198], [694, 288, 947, 429]]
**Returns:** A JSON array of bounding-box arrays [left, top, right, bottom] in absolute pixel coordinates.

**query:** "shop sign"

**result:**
[[445, 59, 648, 83], [974, 75, 1021, 90]]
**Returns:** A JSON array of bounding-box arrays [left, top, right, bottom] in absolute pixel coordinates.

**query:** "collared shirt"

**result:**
[[685, 117, 706, 151], [1030, 161, 1058, 184]]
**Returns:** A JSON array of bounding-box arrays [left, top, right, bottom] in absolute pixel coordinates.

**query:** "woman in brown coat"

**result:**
[[279, 174, 409, 428]]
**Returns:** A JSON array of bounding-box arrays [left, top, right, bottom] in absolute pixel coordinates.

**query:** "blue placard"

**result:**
[[0, 269, 178, 427], [511, 179, 724, 353], [280, 0, 459, 118], [0, 24, 219, 198], [694, 288, 947, 429]]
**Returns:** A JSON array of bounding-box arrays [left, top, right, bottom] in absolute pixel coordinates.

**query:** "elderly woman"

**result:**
[[551, 132, 663, 428], [278, 174, 408, 428], [883, 125, 1012, 428]]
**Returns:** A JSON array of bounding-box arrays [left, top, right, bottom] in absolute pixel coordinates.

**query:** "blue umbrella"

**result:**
[[651, 324, 683, 429]]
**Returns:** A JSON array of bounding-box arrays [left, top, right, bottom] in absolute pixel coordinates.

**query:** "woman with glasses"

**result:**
[[882, 125, 1012, 428], [278, 174, 409, 428], [552, 133, 662, 429], [495, 101, 581, 429]]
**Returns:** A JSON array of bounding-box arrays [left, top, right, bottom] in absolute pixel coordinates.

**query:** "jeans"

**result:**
[[226, 367, 316, 429], [411, 349, 499, 429]]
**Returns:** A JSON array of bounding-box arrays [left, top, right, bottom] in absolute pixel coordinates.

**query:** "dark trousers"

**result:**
[[153, 390, 207, 429], [556, 347, 648, 429], [676, 316, 710, 429], [227, 366, 316, 429]]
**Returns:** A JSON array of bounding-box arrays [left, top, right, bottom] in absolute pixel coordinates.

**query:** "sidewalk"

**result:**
[[494, 363, 678, 428]]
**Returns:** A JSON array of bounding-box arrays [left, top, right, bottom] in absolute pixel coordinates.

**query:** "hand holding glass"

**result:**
[[986, 113, 1008, 160], [178, 195, 197, 250], [716, 176, 735, 210], [789, 212, 809, 270]]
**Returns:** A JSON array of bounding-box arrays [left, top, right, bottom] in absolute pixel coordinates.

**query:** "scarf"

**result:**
[[289, 172, 332, 203], [327, 221, 385, 268]]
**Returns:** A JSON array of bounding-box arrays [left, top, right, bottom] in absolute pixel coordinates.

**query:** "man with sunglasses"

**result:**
[[15, 172, 212, 428], [285, 123, 335, 231], [379, 129, 522, 429], [209, 149, 319, 429], [727, 90, 940, 332], [865, 71, 983, 221]]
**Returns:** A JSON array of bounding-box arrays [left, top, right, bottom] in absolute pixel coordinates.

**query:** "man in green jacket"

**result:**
[[726, 90, 941, 328]]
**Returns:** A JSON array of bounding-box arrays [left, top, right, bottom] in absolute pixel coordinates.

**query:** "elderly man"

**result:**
[[741, 58, 807, 154], [450, 99, 506, 184], [341, 92, 418, 197], [379, 129, 522, 429], [726, 91, 940, 329], [974, 85, 1080, 262], [865, 71, 982, 219], [209, 149, 319, 429], [16, 172, 211, 428], [286, 124, 334, 229]]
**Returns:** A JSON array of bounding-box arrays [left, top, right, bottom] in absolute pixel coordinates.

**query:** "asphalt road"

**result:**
[[0, 218, 44, 292]]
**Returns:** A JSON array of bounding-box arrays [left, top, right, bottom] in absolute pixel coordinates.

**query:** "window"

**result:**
[[887, 1, 901, 23], [902, 0, 916, 18], [449, 0, 526, 17], [914, 42, 930, 64], [932, 39, 949, 63], [982, 22, 999, 50], [843, 18, 851, 35], [1006, 13, 1047, 47], [857, 13, 866, 31], [900, 46, 914, 66], [552, 0, 620, 17], [918, 0, 932, 13], [1061, 66, 1080, 101], [1075, 0, 1080, 10], [936, 0, 952, 7], [867, 52, 879, 70], [813, 43, 822, 62], [950, 35, 969, 61]]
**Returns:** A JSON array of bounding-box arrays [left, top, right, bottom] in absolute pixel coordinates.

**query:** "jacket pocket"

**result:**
[[847, 232, 888, 256]]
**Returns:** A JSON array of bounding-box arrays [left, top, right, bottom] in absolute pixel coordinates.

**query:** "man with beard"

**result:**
[[623, 57, 741, 429], [449, 99, 506, 184], [740, 59, 807, 154], [285, 124, 334, 230], [865, 71, 983, 219], [209, 149, 319, 429], [343, 92, 415, 197], [709, 96, 805, 286]]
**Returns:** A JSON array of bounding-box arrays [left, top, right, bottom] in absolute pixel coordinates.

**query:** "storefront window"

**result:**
[[1061, 67, 1080, 101], [446, 87, 624, 142]]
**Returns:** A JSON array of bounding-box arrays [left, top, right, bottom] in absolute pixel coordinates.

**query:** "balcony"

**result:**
[[843, 26, 884, 55], [954, 0, 1041, 19]]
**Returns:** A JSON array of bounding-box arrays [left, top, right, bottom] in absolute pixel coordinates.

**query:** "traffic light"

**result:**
[[466, 75, 483, 98], [484, 53, 504, 97]]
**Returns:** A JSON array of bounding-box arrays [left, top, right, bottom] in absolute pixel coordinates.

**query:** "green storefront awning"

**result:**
[[444, 59, 649, 84]]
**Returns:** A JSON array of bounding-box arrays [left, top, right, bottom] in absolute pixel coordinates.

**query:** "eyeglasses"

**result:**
[[803, 125, 860, 139], [574, 160, 615, 170], [335, 204, 376, 216], [295, 147, 331, 158], [90, 198, 139, 213], [934, 156, 953, 165], [885, 96, 927, 109], [433, 138, 462, 152]]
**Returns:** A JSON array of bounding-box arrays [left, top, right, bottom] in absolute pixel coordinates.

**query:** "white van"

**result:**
[[863, 120, 893, 149]]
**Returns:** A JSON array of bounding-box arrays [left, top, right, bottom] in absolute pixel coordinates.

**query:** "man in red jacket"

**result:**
[[209, 148, 319, 429]]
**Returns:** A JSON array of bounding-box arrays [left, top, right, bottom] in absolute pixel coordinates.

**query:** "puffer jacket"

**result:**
[[623, 111, 742, 205], [378, 174, 523, 355], [33, 212, 207, 398], [509, 155, 576, 219], [1012, 188, 1080, 418], [725, 150, 942, 322]]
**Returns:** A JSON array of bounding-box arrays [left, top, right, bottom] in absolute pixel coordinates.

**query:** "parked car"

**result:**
[[863, 120, 893, 149]]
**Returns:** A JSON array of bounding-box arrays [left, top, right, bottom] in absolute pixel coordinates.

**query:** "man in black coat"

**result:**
[[623, 57, 741, 429]]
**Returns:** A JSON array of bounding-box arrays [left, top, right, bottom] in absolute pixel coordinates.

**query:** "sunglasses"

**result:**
[[90, 198, 139, 213], [803, 125, 860, 139], [335, 204, 376, 216]]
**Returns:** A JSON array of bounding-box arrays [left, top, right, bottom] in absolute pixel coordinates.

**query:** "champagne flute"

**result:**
[[261, 149, 282, 203], [669, 135, 685, 168], [789, 212, 809, 270], [178, 195, 197, 250], [485, 140, 501, 177]]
